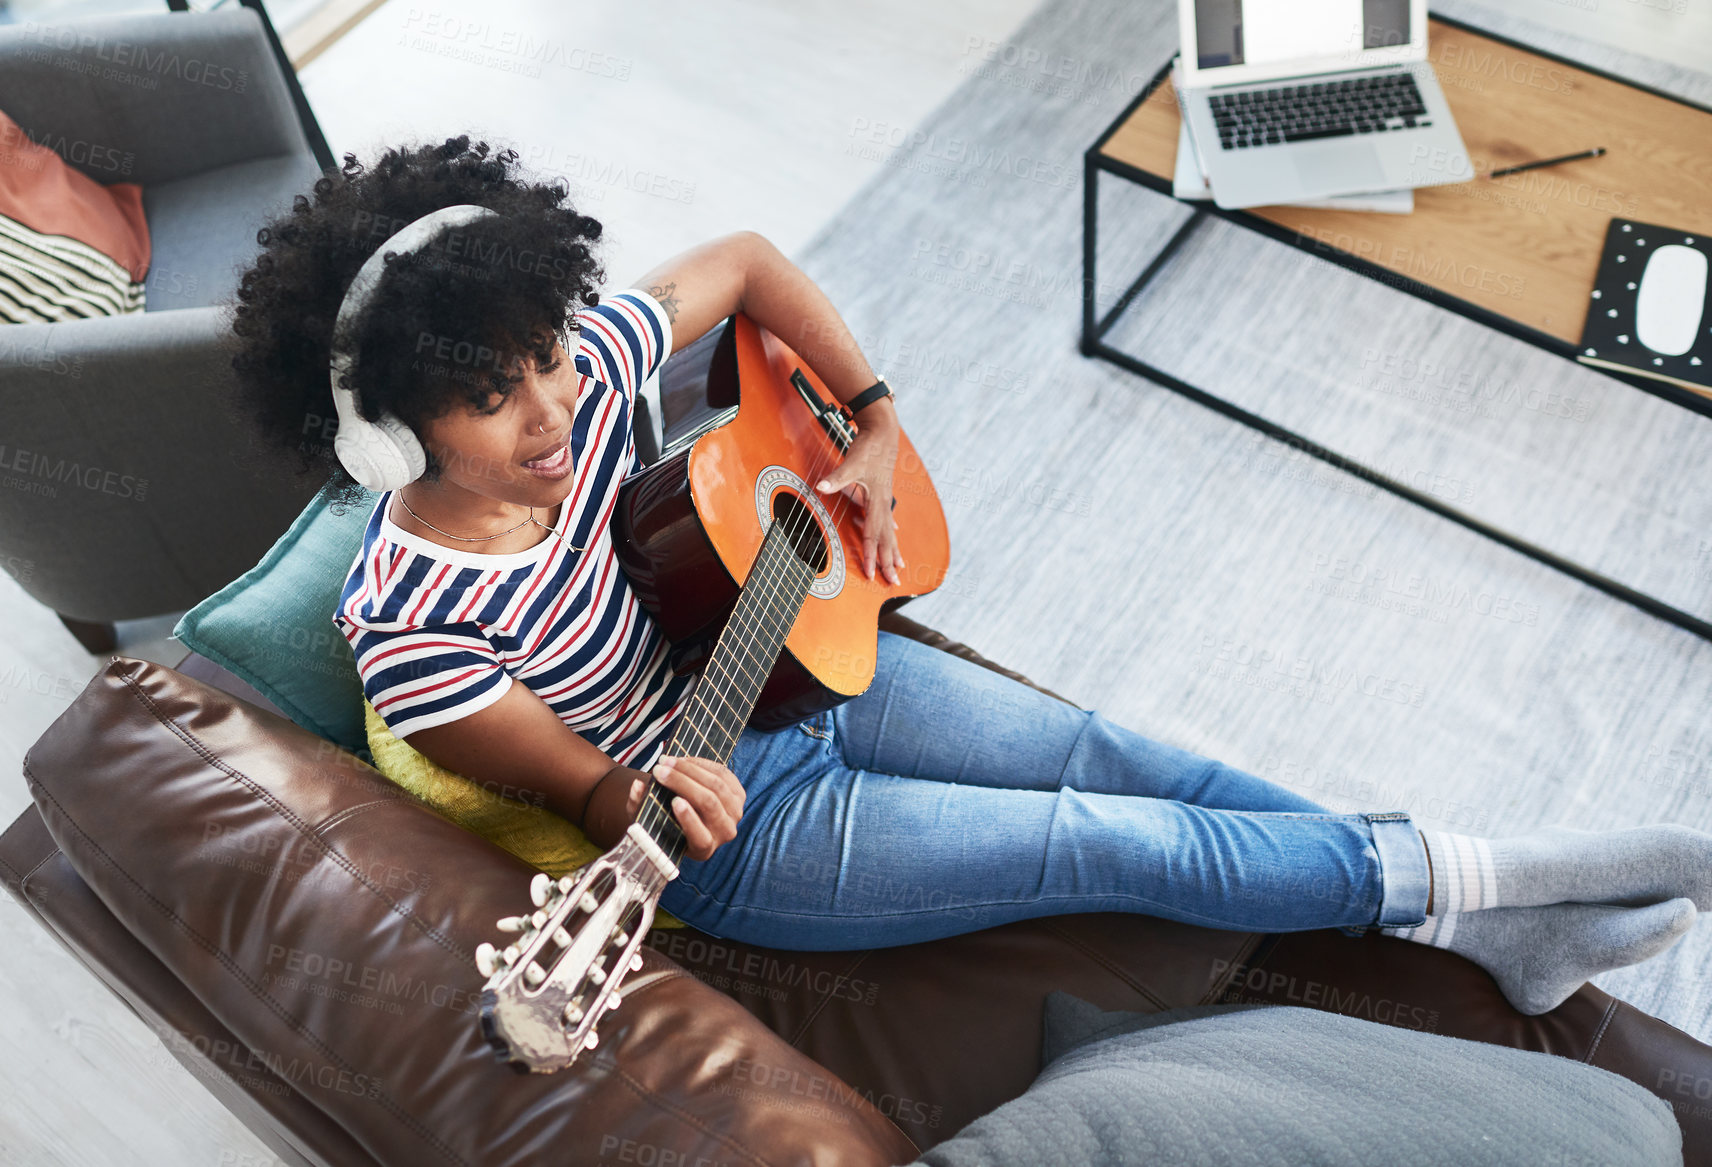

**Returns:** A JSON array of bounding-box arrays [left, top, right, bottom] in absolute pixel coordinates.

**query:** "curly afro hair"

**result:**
[[230, 134, 607, 511]]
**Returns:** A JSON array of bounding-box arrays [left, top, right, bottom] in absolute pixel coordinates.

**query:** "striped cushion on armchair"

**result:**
[[0, 107, 150, 322]]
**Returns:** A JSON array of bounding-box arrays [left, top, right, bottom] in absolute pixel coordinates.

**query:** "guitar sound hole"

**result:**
[[771, 490, 829, 574]]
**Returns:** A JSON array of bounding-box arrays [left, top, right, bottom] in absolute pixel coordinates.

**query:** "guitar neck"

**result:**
[[631, 518, 817, 866]]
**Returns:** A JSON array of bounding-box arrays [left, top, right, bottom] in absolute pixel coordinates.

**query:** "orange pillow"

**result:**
[[0, 109, 150, 322]]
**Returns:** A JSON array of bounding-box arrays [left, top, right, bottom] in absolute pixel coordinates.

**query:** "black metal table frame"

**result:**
[[1080, 11, 1712, 644]]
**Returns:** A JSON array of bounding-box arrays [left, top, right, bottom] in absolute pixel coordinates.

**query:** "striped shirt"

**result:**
[[333, 287, 697, 770]]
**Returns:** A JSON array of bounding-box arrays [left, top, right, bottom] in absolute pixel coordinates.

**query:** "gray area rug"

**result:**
[[787, 0, 1712, 1041]]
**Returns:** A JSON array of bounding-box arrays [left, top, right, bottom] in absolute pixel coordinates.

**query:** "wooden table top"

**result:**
[[1098, 18, 1712, 352]]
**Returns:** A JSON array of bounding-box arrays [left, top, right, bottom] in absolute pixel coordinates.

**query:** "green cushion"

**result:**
[[173, 480, 381, 755]]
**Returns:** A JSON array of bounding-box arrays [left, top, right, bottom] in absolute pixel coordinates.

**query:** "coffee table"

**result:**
[[1083, 13, 1712, 416], [1080, 13, 1712, 642]]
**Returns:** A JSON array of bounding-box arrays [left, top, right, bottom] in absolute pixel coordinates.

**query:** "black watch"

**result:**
[[845, 376, 894, 416]]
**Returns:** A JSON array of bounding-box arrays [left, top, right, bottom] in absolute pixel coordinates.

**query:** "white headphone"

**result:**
[[328, 203, 502, 491]]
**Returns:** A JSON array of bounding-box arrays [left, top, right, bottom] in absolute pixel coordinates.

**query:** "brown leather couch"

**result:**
[[8, 614, 1712, 1166]]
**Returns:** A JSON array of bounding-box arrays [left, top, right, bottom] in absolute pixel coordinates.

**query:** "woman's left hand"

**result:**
[[814, 414, 904, 586]]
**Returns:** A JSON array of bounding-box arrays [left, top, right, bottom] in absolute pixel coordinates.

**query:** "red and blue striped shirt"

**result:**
[[332, 288, 696, 769]]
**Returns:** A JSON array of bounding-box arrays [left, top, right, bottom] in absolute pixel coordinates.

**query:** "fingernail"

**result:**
[[817, 480, 831, 491], [673, 797, 689, 814]]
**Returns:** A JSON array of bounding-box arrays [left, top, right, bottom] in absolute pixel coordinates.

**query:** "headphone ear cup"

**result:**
[[334, 409, 426, 492], [372, 412, 428, 484]]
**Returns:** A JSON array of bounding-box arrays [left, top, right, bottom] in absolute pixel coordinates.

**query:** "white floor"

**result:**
[[0, 3, 1039, 1163], [1, 0, 1704, 1163]]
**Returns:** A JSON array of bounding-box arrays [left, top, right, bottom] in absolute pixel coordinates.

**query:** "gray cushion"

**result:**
[[910, 994, 1681, 1167], [0, 9, 312, 187], [142, 151, 323, 310]]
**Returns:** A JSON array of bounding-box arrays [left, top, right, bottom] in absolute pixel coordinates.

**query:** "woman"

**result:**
[[234, 137, 1707, 1017]]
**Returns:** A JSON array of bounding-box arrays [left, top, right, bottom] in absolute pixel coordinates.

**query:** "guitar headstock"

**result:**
[[475, 827, 675, 1072]]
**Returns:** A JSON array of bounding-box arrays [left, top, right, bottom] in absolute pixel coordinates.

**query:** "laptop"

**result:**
[[1175, 0, 1473, 209]]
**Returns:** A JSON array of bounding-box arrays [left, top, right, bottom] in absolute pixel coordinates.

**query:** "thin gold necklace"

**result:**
[[395, 491, 586, 553]]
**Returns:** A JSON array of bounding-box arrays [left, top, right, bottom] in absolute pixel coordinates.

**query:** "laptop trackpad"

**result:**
[[1291, 142, 1387, 191]]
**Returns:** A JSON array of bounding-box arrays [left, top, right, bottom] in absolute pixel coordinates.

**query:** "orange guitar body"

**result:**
[[612, 313, 951, 730]]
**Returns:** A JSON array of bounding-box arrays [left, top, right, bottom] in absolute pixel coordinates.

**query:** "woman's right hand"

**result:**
[[625, 754, 746, 862]]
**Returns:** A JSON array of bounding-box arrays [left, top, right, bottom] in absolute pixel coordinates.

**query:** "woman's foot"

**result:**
[[1384, 896, 1697, 1015], [1420, 824, 1712, 914]]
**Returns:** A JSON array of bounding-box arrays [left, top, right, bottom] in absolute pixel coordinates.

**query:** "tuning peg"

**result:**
[[611, 928, 630, 946], [524, 961, 547, 987], [495, 915, 528, 933], [588, 961, 607, 986], [501, 944, 521, 965], [558, 876, 575, 893], [531, 910, 550, 930], [553, 927, 573, 948], [475, 942, 499, 978], [629, 954, 644, 973], [605, 993, 623, 1012], [579, 891, 600, 913], [584, 1031, 599, 1051], [530, 873, 554, 907], [564, 1002, 584, 1025]]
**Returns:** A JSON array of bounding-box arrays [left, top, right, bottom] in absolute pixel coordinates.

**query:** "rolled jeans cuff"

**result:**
[[1364, 811, 1430, 928]]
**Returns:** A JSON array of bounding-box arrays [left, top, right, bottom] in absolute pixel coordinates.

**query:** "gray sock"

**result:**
[[1421, 824, 1712, 914], [1383, 897, 1697, 1015]]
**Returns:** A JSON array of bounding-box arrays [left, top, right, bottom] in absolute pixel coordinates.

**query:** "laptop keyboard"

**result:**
[[1209, 73, 1431, 150]]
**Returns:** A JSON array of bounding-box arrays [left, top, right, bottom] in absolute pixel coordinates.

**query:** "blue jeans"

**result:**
[[658, 629, 1431, 949]]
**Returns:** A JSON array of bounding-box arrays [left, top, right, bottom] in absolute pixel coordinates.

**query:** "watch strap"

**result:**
[[845, 377, 894, 415]]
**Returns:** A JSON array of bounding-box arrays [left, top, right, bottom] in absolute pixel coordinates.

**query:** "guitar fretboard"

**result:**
[[633, 518, 816, 866]]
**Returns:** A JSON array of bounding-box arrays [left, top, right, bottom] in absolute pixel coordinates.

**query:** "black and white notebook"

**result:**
[[1576, 218, 1711, 393]]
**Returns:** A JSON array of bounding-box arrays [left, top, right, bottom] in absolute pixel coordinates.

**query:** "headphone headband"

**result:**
[[328, 203, 502, 492]]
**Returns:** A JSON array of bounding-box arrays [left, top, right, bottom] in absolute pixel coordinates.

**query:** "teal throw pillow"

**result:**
[[172, 480, 381, 754]]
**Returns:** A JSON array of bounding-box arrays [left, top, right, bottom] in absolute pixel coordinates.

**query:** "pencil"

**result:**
[[1488, 147, 1606, 178]]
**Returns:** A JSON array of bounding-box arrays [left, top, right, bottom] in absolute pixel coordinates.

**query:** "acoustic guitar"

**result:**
[[472, 312, 950, 1071]]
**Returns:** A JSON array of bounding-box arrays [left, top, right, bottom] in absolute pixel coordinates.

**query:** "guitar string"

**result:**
[[649, 383, 862, 777], [630, 389, 866, 848], [664, 407, 853, 781], [631, 467, 804, 839], [634, 423, 843, 845], [634, 389, 874, 847], [610, 412, 860, 983], [503, 373, 874, 1020], [630, 531, 806, 848], [630, 531, 817, 856]]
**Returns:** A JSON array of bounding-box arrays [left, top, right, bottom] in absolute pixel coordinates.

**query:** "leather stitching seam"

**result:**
[[592, 1065, 773, 1167], [1203, 932, 1270, 1004], [22, 771, 471, 1167], [111, 661, 464, 958], [1040, 918, 1170, 1010], [785, 950, 876, 1047], [316, 799, 409, 834], [582, 968, 786, 1167], [1585, 999, 1621, 1063], [18, 848, 60, 899]]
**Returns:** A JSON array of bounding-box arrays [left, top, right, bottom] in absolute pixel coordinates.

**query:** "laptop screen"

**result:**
[[1194, 0, 1410, 71]]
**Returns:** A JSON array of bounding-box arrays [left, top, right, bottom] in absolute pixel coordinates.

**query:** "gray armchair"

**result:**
[[0, 7, 330, 652]]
